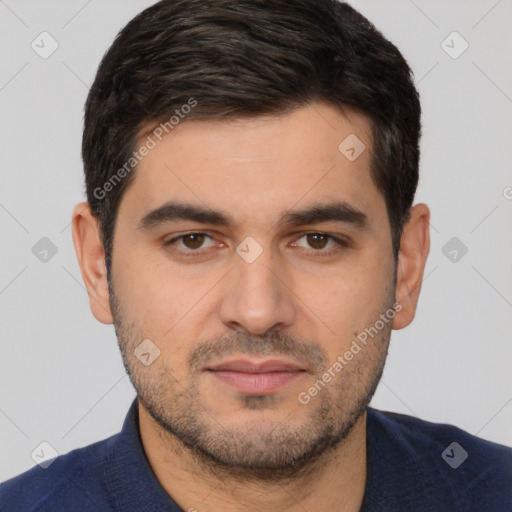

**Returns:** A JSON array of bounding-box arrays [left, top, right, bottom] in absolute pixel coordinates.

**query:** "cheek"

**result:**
[[113, 252, 178, 330], [302, 257, 392, 335]]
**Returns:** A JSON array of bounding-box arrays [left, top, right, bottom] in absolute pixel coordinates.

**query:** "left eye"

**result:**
[[167, 233, 216, 250], [293, 233, 345, 251]]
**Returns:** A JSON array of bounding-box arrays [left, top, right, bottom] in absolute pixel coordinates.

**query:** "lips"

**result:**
[[207, 358, 305, 373], [206, 358, 306, 394]]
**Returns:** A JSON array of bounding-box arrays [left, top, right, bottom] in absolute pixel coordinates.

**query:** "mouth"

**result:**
[[205, 358, 307, 394]]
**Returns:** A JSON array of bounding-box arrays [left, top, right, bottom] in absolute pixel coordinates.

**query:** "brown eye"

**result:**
[[181, 233, 206, 249], [306, 233, 329, 249], [292, 233, 347, 254], [164, 232, 217, 256]]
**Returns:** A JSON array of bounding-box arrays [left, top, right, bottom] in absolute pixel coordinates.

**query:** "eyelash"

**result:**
[[163, 232, 349, 258]]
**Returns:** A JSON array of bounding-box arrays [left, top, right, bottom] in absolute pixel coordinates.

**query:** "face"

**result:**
[[109, 103, 397, 479]]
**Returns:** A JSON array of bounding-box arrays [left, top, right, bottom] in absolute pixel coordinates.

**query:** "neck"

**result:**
[[138, 401, 368, 512]]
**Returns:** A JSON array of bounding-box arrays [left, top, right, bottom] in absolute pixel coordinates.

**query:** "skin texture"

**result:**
[[72, 102, 430, 512]]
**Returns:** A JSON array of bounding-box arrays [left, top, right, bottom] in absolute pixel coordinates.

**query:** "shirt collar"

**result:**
[[106, 400, 438, 511], [104, 399, 183, 511]]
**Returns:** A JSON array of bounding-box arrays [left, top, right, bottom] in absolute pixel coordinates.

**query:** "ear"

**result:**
[[71, 203, 114, 324], [392, 203, 430, 330]]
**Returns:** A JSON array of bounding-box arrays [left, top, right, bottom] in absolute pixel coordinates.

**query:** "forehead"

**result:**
[[117, 103, 386, 230]]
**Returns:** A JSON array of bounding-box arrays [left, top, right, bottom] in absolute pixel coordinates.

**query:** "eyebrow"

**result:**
[[137, 200, 369, 231]]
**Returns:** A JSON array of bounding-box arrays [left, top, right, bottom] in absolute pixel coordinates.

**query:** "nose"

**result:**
[[218, 247, 297, 336]]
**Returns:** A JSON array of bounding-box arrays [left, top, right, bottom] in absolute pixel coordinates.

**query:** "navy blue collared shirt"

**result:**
[[1, 399, 511, 511]]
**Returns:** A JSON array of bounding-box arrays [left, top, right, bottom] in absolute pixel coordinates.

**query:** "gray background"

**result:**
[[1, 0, 511, 482]]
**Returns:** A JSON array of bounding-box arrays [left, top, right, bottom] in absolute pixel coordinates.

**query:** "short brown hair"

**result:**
[[82, 0, 421, 276]]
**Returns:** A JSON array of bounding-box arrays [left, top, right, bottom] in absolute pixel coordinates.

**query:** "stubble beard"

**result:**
[[110, 285, 393, 483]]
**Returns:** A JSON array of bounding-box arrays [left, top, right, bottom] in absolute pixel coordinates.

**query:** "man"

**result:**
[[1, 0, 510, 510]]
